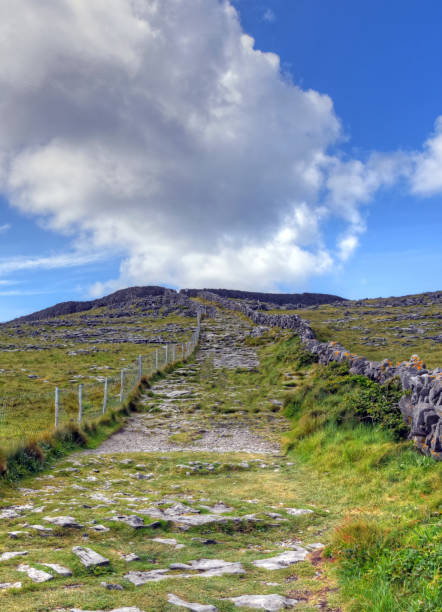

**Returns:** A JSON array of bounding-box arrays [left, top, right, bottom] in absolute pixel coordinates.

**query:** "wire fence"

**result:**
[[0, 311, 203, 447]]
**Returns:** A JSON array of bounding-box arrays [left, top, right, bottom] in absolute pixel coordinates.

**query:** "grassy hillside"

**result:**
[[261, 334, 441, 611], [0, 297, 440, 610], [272, 296, 442, 368], [0, 301, 196, 446]]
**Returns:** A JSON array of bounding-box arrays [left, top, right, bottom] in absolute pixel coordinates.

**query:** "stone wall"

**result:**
[[197, 291, 442, 460]]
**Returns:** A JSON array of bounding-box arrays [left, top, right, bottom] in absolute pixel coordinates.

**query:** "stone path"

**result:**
[[85, 312, 281, 455], [0, 310, 339, 611]]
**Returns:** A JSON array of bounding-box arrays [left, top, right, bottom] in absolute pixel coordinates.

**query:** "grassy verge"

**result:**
[[0, 358, 192, 489], [276, 337, 442, 611]]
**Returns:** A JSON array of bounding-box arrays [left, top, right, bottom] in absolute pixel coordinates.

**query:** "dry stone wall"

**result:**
[[197, 291, 442, 460]]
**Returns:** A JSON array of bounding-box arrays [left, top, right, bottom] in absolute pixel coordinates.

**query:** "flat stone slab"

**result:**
[[72, 546, 110, 568], [125, 559, 245, 586], [44, 515, 82, 528], [179, 559, 245, 578], [125, 569, 170, 585], [0, 504, 34, 519], [0, 582, 22, 590], [17, 564, 54, 583], [168, 593, 217, 611], [252, 548, 309, 570], [42, 562, 72, 576], [71, 608, 145, 612], [112, 515, 146, 529], [30, 524, 54, 534], [8, 531, 28, 538], [0, 551, 28, 561], [227, 595, 298, 610], [285, 508, 313, 516]]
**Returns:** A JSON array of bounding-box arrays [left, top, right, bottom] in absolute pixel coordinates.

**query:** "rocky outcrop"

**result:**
[[198, 291, 442, 460], [181, 288, 345, 308], [10, 286, 186, 323]]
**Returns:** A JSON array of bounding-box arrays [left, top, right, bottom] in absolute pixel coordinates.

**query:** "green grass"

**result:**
[[0, 306, 196, 444], [270, 300, 442, 368], [278, 336, 442, 611], [0, 311, 440, 610]]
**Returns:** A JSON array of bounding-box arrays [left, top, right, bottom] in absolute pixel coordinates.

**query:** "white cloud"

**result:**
[[325, 152, 412, 226], [411, 116, 442, 194], [0, 279, 18, 286], [263, 9, 276, 23], [0, 223, 11, 234], [337, 234, 359, 262], [0, 0, 419, 292], [0, 251, 107, 275]]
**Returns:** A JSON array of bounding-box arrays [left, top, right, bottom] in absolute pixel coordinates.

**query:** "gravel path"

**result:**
[[85, 311, 281, 455]]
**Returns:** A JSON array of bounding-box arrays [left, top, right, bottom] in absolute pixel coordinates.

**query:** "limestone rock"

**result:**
[[0, 551, 28, 561], [44, 515, 82, 528], [168, 593, 217, 611], [72, 546, 109, 567], [252, 548, 309, 570], [227, 594, 298, 610], [285, 508, 313, 516], [42, 563, 72, 576], [124, 569, 170, 585], [17, 564, 54, 583]]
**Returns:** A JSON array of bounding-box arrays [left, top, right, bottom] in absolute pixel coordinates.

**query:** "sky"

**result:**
[[0, 0, 441, 321]]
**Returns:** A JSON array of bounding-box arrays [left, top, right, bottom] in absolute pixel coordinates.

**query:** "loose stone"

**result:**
[[227, 594, 298, 610], [0, 551, 28, 561], [72, 546, 110, 567], [42, 563, 72, 576], [167, 593, 217, 611], [101, 581, 124, 590], [121, 553, 140, 562], [44, 515, 82, 528], [17, 564, 54, 583], [252, 548, 309, 570], [124, 569, 170, 585], [286, 508, 313, 516]]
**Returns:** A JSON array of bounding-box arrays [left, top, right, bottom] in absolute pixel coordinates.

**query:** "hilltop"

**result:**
[[9, 286, 346, 324]]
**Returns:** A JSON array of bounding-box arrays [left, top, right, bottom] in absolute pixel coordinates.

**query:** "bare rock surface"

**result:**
[[72, 546, 109, 568], [227, 594, 298, 610], [17, 563, 54, 583], [168, 593, 217, 611], [252, 548, 309, 570]]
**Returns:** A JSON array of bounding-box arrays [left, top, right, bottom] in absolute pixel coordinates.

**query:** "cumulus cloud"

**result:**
[[411, 116, 442, 195], [0, 0, 417, 292]]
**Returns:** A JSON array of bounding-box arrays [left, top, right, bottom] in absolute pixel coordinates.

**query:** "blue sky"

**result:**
[[0, 0, 441, 320]]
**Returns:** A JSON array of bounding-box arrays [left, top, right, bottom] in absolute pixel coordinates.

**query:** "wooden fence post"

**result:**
[[55, 387, 59, 428], [138, 355, 142, 380], [120, 370, 125, 403], [103, 377, 108, 414], [78, 384, 83, 424], [165, 345, 168, 365], [155, 349, 159, 370]]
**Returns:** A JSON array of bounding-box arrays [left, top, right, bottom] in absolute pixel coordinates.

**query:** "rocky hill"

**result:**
[[181, 288, 345, 308], [10, 286, 180, 323]]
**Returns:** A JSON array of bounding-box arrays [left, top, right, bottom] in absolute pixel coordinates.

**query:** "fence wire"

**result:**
[[0, 312, 202, 447]]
